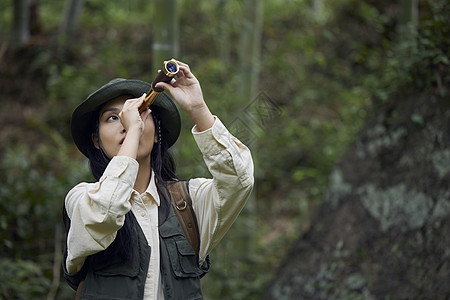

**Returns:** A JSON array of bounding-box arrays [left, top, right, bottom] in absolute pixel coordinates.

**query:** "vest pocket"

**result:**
[[165, 237, 203, 278], [82, 271, 141, 300], [176, 240, 199, 274], [91, 251, 140, 277]]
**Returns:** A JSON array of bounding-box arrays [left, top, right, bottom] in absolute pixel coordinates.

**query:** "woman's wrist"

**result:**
[[117, 127, 141, 158], [188, 103, 214, 132]]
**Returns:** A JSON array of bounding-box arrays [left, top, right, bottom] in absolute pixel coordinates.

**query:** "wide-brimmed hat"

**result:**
[[71, 78, 180, 158]]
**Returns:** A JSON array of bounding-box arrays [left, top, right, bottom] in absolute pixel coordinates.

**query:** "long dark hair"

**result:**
[[64, 110, 177, 262]]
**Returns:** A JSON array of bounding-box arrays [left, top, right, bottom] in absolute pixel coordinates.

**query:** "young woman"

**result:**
[[63, 60, 254, 299]]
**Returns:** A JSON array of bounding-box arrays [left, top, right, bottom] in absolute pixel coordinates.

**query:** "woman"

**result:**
[[63, 60, 254, 299]]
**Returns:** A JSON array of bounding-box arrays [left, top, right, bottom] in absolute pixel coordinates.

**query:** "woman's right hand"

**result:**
[[117, 94, 151, 159], [119, 93, 151, 135]]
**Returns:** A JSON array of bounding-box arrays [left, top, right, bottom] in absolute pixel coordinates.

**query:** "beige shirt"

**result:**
[[65, 117, 254, 299]]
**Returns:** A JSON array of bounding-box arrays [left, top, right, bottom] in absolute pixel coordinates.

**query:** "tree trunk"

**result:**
[[238, 0, 263, 101], [398, 0, 418, 37], [235, 0, 264, 256], [152, 0, 178, 74], [59, 0, 84, 43], [217, 0, 231, 66], [312, 0, 325, 21], [398, 0, 419, 55], [12, 0, 30, 49]]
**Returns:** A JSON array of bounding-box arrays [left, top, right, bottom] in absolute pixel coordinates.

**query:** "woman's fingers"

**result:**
[[164, 59, 193, 79], [119, 94, 147, 124]]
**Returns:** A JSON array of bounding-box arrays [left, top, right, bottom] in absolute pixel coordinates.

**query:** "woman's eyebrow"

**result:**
[[100, 107, 120, 117]]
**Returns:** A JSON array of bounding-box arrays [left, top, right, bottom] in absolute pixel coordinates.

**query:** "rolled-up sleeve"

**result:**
[[189, 117, 254, 263], [65, 156, 139, 274]]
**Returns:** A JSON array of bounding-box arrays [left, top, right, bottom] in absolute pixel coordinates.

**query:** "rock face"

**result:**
[[264, 92, 450, 300]]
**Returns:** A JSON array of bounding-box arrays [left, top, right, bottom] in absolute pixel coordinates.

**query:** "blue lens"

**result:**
[[166, 62, 178, 73]]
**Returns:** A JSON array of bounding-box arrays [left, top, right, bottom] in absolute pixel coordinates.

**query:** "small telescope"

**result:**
[[139, 59, 179, 113]]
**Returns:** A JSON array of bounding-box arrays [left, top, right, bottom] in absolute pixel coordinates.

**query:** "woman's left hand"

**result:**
[[155, 59, 214, 131]]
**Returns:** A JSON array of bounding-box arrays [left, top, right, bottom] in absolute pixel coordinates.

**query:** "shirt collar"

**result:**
[[144, 170, 160, 206]]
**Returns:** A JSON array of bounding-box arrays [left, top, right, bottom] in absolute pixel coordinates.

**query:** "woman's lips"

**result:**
[[120, 137, 125, 144]]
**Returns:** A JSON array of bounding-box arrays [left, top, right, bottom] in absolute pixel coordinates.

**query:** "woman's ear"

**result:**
[[92, 133, 100, 149]]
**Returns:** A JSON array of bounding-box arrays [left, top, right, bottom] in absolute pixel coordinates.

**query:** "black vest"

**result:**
[[63, 184, 210, 300]]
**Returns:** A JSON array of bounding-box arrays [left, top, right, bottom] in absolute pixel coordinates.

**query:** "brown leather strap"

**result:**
[[167, 181, 200, 258], [75, 280, 84, 300]]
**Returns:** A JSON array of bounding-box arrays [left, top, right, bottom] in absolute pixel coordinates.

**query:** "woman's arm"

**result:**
[[189, 117, 254, 264], [65, 156, 138, 273], [157, 59, 254, 263]]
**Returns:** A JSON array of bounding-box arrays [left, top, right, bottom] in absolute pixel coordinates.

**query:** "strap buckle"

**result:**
[[176, 200, 187, 211]]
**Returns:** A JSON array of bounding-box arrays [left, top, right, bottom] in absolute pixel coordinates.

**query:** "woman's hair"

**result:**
[[64, 106, 177, 262]]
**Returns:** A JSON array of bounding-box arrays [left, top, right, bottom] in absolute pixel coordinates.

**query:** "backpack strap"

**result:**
[[166, 181, 201, 258]]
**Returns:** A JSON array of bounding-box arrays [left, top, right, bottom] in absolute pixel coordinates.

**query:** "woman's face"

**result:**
[[94, 95, 156, 162]]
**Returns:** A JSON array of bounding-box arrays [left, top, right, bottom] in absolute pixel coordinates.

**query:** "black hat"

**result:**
[[71, 78, 180, 158]]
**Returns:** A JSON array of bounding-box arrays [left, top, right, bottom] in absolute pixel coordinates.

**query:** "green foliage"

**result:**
[[0, 119, 90, 298], [363, 0, 449, 101], [0, 0, 12, 36], [0, 0, 448, 298], [0, 124, 89, 224], [81, 0, 154, 27], [0, 258, 50, 299]]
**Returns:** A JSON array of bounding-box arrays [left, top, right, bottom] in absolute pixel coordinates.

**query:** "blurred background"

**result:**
[[0, 0, 448, 299]]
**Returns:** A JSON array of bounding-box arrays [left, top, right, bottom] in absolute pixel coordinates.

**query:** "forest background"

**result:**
[[0, 0, 448, 299]]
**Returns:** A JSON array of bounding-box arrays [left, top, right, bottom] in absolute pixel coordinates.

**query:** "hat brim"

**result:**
[[71, 79, 180, 158]]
